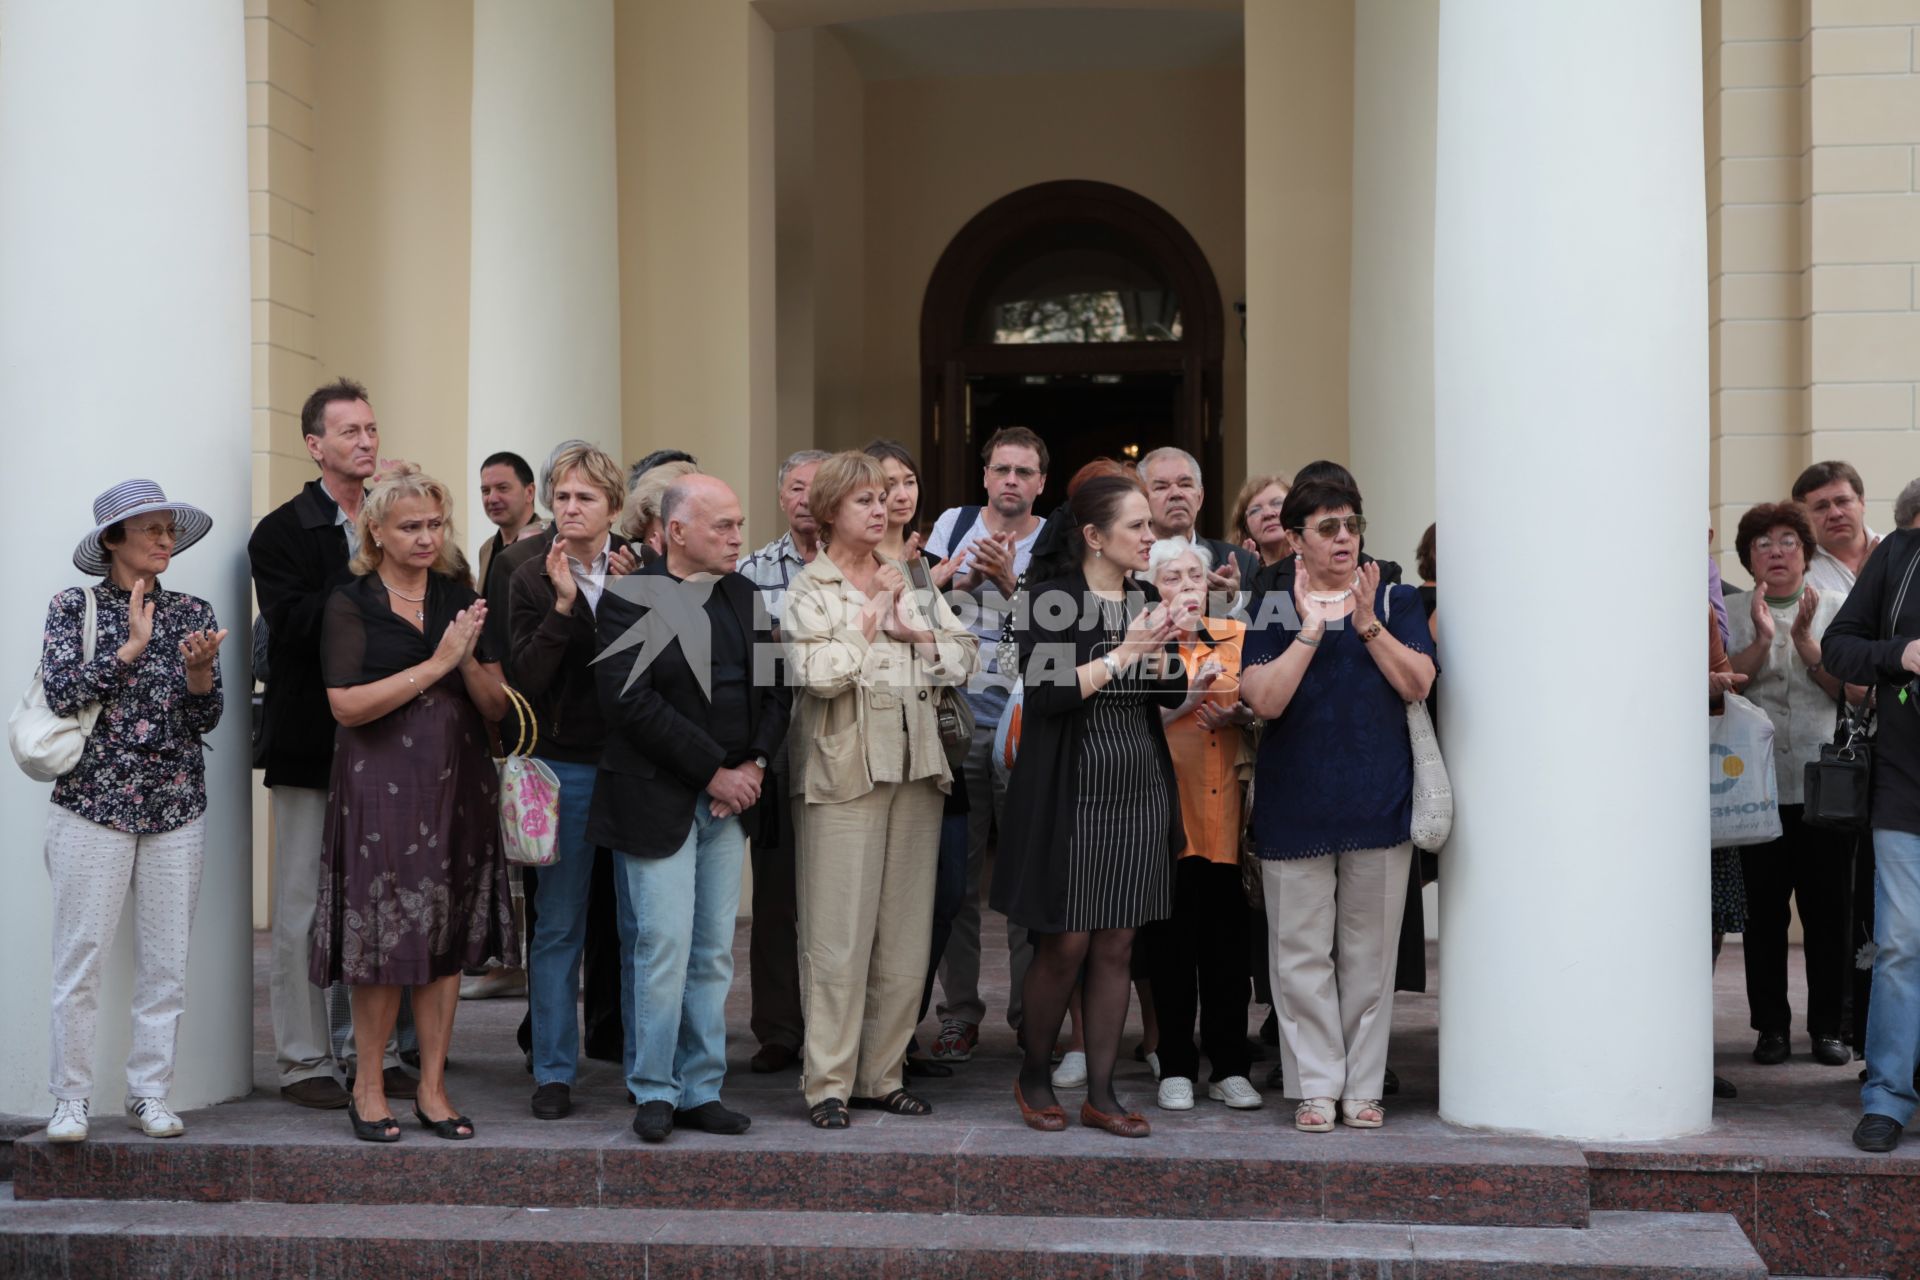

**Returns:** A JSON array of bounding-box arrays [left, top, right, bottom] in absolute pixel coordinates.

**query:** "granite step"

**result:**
[[0, 1195, 1768, 1278], [11, 1123, 1592, 1229]]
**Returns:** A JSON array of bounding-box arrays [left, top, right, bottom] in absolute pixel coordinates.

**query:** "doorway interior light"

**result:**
[[1121, 443, 1141, 460], [1022, 375, 1050, 385]]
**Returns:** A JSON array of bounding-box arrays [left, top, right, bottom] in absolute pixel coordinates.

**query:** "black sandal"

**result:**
[[850, 1089, 933, 1116], [808, 1098, 851, 1129], [412, 1104, 475, 1140], [348, 1099, 401, 1144]]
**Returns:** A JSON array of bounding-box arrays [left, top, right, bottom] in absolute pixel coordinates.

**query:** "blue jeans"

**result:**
[[529, 758, 629, 1087], [615, 801, 745, 1109], [1863, 829, 1920, 1124]]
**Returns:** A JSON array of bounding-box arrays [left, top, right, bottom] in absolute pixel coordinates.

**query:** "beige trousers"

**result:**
[[1263, 843, 1413, 1103], [793, 778, 943, 1106]]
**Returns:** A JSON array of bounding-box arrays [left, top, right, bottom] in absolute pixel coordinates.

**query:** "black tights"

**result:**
[[1018, 927, 1136, 1115]]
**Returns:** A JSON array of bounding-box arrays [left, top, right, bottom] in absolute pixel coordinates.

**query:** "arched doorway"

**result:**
[[920, 180, 1227, 528]]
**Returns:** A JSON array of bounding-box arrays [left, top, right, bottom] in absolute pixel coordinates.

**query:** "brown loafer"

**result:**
[[281, 1077, 350, 1110], [1080, 1100, 1151, 1139], [1014, 1081, 1067, 1132]]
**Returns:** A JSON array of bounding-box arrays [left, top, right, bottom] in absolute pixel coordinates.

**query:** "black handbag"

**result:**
[[1804, 696, 1871, 832], [905, 556, 974, 772]]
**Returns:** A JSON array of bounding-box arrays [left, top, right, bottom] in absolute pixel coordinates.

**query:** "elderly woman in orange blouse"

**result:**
[[1143, 535, 1261, 1113]]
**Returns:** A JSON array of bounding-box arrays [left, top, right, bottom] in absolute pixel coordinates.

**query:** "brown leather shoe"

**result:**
[[1080, 1100, 1151, 1139], [281, 1077, 350, 1110], [1014, 1081, 1067, 1132], [749, 1043, 798, 1074]]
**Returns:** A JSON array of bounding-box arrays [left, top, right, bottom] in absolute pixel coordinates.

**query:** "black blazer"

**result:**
[[247, 479, 356, 789], [989, 570, 1187, 934], [505, 534, 632, 765], [586, 560, 791, 858]]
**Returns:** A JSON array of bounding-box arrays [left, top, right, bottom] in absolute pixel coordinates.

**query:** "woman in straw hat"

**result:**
[[38, 480, 228, 1143]]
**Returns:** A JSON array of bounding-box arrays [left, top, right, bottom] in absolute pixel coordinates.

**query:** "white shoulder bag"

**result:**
[[10, 587, 104, 782], [1383, 587, 1452, 851]]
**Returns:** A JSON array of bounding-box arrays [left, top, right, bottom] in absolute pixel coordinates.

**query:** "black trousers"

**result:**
[[749, 767, 804, 1052], [1740, 803, 1853, 1039], [1146, 857, 1251, 1082], [516, 850, 626, 1060]]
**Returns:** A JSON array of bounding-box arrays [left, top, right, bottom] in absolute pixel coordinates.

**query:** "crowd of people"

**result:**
[[28, 375, 1920, 1155]]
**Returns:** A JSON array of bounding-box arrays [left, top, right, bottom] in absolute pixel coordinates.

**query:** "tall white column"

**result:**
[[1433, 0, 1711, 1139], [0, 0, 254, 1115], [468, 0, 622, 541]]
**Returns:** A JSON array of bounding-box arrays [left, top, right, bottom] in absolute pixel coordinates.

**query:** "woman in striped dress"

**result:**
[[990, 475, 1187, 1138]]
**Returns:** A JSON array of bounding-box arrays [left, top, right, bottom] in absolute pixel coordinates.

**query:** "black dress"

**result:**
[[310, 572, 516, 987], [990, 572, 1186, 935]]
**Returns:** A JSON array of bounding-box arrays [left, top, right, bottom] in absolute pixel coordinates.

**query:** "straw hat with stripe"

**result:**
[[72, 480, 213, 575]]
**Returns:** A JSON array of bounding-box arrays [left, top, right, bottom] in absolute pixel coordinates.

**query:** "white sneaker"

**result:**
[[47, 1099, 88, 1143], [126, 1096, 185, 1138], [1050, 1050, 1088, 1089], [1209, 1076, 1264, 1110], [1146, 1051, 1161, 1081], [1157, 1076, 1195, 1111]]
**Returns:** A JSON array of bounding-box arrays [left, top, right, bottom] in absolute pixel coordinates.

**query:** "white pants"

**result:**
[[1263, 843, 1413, 1102], [45, 805, 205, 1101], [270, 786, 339, 1084]]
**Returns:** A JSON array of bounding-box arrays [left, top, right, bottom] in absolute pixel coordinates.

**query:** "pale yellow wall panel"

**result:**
[[289, 205, 313, 254], [257, 84, 315, 150], [1812, 73, 1920, 145], [1804, 428, 1920, 484], [263, 344, 319, 418], [1811, 143, 1914, 191], [1722, 39, 1807, 86], [1813, 379, 1918, 428], [1810, 24, 1915, 72], [256, 17, 314, 107], [1812, 0, 1920, 25], [261, 236, 313, 315], [1726, 0, 1815, 39], [1811, 262, 1914, 308], [1719, 386, 1807, 434], [1718, 318, 1810, 386], [1720, 271, 1806, 318], [1717, 86, 1804, 155], [259, 128, 313, 212], [1717, 429, 1806, 502], [267, 0, 316, 46], [1811, 311, 1920, 378], [248, 191, 271, 236], [1721, 155, 1806, 202], [1718, 202, 1804, 271], [1810, 192, 1920, 260]]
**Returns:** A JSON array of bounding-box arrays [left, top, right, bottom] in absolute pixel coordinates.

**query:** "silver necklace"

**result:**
[[380, 576, 427, 623]]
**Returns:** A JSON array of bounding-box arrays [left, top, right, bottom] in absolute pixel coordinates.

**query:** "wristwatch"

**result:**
[[1101, 653, 1122, 682], [1358, 621, 1384, 643], [751, 754, 769, 771]]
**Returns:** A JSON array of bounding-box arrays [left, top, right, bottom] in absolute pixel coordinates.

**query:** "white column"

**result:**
[[1433, 0, 1711, 1139], [468, 0, 622, 543], [0, 0, 254, 1115]]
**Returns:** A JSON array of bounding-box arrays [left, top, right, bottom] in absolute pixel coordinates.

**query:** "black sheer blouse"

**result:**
[[322, 571, 497, 690]]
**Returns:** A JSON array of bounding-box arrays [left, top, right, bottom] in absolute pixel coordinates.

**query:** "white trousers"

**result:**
[[45, 805, 205, 1100], [1263, 843, 1413, 1103], [270, 786, 339, 1084]]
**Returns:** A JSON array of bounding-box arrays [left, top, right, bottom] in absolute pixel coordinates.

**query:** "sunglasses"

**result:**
[[1296, 515, 1366, 539]]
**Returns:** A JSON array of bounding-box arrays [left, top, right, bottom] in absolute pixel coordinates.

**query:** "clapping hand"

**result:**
[[179, 627, 229, 694], [433, 605, 484, 674], [117, 578, 155, 664], [545, 539, 578, 613], [966, 532, 1017, 597], [1750, 588, 1776, 643], [1350, 562, 1382, 632], [607, 544, 640, 577]]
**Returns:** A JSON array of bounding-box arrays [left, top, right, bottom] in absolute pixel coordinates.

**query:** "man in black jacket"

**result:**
[[588, 474, 789, 1143], [1140, 446, 1258, 600], [1821, 528, 1920, 1153], [248, 378, 410, 1109]]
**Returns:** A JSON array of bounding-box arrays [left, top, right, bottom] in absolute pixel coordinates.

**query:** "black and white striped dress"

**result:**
[[1063, 595, 1173, 931]]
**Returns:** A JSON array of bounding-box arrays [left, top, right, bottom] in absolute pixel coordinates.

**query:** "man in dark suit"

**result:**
[[1140, 446, 1259, 604], [589, 473, 789, 1144], [248, 378, 413, 1109]]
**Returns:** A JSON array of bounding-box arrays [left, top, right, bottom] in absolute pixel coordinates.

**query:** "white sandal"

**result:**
[[1294, 1097, 1335, 1132], [1340, 1098, 1384, 1129]]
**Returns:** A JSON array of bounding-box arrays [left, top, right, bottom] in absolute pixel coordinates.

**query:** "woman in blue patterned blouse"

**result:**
[[37, 481, 228, 1144], [1240, 477, 1434, 1135]]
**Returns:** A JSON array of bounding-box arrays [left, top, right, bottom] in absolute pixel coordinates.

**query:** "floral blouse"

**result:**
[[40, 581, 224, 834]]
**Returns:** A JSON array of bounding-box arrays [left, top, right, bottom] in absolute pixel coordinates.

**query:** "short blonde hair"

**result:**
[[619, 459, 698, 542], [1229, 473, 1292, 544], [547, 443, 628, 516], [807, 451, 889, 547], [352, 463, 463, 578]]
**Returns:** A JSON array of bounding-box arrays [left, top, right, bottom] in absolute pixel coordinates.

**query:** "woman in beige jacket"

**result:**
[[783, 451, 979, 1129]]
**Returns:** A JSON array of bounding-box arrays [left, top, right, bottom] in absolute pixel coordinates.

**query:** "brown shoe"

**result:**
[[749, 1043, 798, 1074], [1080, 1100, 1150, 1139], [1014, 1081, 1067, 1132], [281, 1077, 350, 1110], [344, 1067, 419, 1100]]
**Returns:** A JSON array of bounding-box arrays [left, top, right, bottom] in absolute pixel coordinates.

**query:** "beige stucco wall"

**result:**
[[310, 0, 473, 527], [857, 61, 1247, 488]]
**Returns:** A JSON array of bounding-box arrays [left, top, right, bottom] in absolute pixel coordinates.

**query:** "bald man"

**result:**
[[588, 474, 791, 1143]]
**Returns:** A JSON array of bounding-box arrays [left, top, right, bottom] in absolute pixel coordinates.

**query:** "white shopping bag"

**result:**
[[1709, 692, 1782, 848]]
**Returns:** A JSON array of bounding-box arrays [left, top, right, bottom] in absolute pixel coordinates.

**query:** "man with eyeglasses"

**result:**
[[924, 426, 1049, 1062], [1796, 461, 1880, 598]]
